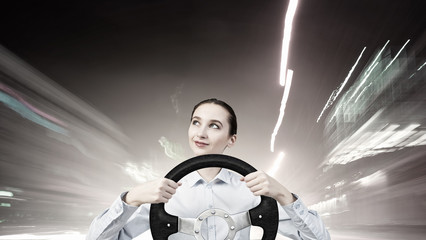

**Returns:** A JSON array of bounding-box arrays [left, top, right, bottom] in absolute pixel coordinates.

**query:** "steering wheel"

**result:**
[[150, 154, 279, 240]]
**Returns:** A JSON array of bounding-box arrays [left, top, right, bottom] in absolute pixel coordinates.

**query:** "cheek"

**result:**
[[213, 135, 230, 147], [188, 125, 195, 138]]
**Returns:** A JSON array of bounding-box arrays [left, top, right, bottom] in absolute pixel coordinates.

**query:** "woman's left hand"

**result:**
[[241, 170, 296, 206]]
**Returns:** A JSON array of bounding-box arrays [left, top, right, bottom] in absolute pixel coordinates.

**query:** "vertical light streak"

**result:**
[[279, 0, 299, 86], [271, 69, 293, 152], [348, 40, 389, 102], [270, 0, 298, 152], [382, 39, 410, 74], [317, 47, 367, 122], [268, 152, 285, 177]]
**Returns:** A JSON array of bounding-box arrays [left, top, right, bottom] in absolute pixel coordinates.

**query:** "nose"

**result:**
[[196, 125, 208, 139]]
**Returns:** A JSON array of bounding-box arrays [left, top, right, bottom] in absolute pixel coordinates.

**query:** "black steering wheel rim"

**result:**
[[149, 154, 279, 240]]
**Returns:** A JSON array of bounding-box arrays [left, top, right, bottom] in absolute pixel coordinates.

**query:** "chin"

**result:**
[[192, 148, 216, 156]]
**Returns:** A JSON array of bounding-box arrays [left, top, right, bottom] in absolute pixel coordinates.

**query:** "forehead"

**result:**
[[192, 103, 230, 121]]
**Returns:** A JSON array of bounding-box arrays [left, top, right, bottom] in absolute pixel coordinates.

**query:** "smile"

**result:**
[[194, 141, 209, 147]]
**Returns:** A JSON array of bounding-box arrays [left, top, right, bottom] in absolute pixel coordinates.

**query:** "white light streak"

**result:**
[[349, 40, 390, 101], [271, 69, 293, 152], [355, 170, 386, 186], [268, 152, 285, 177], [309, 194, 348, 215], [317, 47, 367, 122], [270, 1, 298, 152], [382, 39, 410, 74], [365, 124, 400, 149], [279, 0, 299, 86], [418, 61, 426, 71], [0, 191, 14, 197], [366, 40, 390, 74], [326, 121, 426, 166], [376, 124, 420, 149], [354, 82, 372, 103], [406, 131, 426, 147], [349, 61, 379, 101]]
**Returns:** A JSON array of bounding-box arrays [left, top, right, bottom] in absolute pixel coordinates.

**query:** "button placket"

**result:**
[[206, 182, 215, 239]]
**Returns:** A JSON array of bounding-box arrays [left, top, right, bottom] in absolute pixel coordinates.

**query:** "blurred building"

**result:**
[[324, 41, 426, 163], [0, 46, 156, 235], [313, 39, 426, 238]]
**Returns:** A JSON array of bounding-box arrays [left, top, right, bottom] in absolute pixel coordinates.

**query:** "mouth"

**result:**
[[194, 141, 209, 148]]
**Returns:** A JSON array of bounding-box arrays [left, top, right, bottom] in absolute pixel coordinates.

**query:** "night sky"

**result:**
[[1, 0, 424, 189]]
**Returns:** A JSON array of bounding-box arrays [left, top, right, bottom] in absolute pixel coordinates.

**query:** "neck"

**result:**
[[197, 167, 221, 182]]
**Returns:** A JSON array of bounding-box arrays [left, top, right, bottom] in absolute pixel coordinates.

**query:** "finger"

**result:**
[[243, 172, 259, 182], [245, 174, 266, 188], [245, 178, 260, 188], [156, 195, 170, 203], [162, 191, 173, 200], [247, 183, 263, 193], [152, 192, 171, 203], [164, 179, 180, 189], [164, 185, 178, 195], [252, 189, 265, 196]]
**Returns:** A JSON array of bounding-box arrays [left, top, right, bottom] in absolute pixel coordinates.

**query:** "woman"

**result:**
[[87, 98, 330, 239]]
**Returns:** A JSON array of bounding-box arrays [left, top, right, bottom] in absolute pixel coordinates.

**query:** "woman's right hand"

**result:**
[[124, 178, 182, 207]]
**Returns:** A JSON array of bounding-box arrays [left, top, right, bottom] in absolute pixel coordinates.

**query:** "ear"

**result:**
[[227, 134, 237, 148]]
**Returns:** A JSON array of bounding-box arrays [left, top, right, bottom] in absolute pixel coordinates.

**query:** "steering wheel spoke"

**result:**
[[232, 211, 252, 231], [178, 217, 196, 236]]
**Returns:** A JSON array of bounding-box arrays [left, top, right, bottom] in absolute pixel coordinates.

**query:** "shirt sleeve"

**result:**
[[279, 194, 330, 240], [86, 192, 150, 240]]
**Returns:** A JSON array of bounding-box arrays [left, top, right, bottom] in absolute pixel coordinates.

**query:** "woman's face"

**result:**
[[188, 103, 236, 156]]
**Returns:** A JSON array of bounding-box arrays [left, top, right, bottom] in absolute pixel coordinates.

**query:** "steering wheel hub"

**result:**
[[193, 208, 236, 240]]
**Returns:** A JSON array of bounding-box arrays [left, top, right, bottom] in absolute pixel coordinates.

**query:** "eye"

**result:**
[[192, 120, 200, 126], [209, 123, 220, 129]]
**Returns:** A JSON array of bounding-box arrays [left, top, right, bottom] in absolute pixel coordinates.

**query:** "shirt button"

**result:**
[[209, 204, 213, 208], [299, 210, 305, 215], [295, 203, 300, 209]]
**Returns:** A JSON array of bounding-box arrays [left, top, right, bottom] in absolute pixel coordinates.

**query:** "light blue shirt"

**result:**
[[87, 169, 330, 239]]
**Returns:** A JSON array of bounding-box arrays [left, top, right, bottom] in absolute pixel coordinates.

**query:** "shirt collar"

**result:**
[[185, 168, 232, 187]]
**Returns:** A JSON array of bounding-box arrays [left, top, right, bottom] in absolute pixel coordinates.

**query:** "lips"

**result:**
[[194, 141, 209, 148]]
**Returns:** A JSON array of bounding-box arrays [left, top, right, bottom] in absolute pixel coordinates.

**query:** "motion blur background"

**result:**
[[0, 0, 425, 239]]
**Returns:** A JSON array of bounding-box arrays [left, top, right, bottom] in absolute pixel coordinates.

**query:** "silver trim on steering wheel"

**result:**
[[178, 208, 252, 240]]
